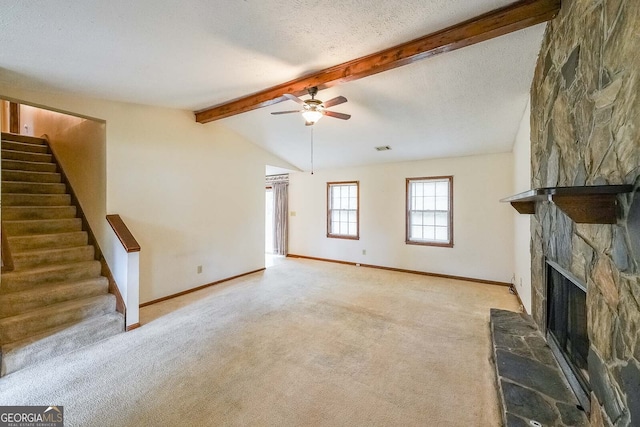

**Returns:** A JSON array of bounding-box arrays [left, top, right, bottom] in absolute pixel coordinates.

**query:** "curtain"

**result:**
[[272, 182, 288, 256]]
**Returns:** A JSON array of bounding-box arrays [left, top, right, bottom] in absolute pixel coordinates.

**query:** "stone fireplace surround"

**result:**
[[530, 0, 640, 425]]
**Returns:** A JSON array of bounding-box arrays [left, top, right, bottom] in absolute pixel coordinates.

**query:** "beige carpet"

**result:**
[[0, 258, 519, 426]]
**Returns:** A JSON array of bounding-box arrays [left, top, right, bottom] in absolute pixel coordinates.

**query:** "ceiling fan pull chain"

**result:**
[[310, 127, 314, 175]]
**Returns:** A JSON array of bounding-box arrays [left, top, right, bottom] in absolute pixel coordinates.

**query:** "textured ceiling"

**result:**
[[0, 0, 545, 171]]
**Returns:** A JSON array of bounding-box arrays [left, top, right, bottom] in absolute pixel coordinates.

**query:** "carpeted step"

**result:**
[[7, 231, 88, 251], [1, 170, 61, 183], [1, 181, 67, 194], [0, 276, 109, 318], [12, 245, 95, 270], [1, 206, 77, 221], [1, 140, 49, 154], [1, 149, 53, 163], [0, 312, 123, 376], [2, 193, 71, 206], [0, 294, 116, 344], [1, 133, 47, 146], [1, 260, 102, 293], [2, 159, 57, 173], [2, 218, 82, 235]]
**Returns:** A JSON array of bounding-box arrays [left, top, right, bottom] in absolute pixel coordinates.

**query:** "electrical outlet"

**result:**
[[362, 249, 366, 255], [197, 265, 202, 274], [290, 211, 296, 216]]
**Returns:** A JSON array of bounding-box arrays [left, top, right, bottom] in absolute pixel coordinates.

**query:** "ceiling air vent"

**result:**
[[375, 145, 391, 151]]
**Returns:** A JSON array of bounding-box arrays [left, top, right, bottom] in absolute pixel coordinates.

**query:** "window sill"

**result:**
[[406, 240, 453, 248], [327, 234, 360, 240]]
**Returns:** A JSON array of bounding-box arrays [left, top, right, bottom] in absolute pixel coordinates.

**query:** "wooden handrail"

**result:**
[[1, 224, 15, 273], [106, 215, 141, 253]]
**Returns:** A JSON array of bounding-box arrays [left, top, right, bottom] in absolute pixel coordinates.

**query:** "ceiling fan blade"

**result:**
[[322, 96, 347, 108], [283, 93, 305, 105], [271, 110, 303, 115], [324, 110, 351, 120]]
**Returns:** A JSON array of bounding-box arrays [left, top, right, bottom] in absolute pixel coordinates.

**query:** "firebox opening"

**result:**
[[546, 260, 591, 414]]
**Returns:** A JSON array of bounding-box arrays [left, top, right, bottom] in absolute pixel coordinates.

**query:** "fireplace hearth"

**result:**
[[490, 309, 588, 426]]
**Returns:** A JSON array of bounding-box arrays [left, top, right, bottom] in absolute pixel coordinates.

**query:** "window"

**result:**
[[327, 181, 359, 239], [406, 176, 453, 247]]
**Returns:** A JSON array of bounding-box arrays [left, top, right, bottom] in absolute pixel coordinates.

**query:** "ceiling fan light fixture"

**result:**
[[271, 87, 349, 125], [301, 109, 323, 124]]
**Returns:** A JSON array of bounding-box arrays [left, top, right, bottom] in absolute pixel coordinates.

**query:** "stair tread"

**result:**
[[1, 158, 56, 166], [1, 180, 62, 184], [2, 206, 76, 218], [2, 205, 73, 209], [2, 192, 69, 197], [8, 231, 86, 240], [7, 231, 88, 251], [0, 276, 108, 299], [7, 231, 87, 241], [3, 312, 123, 350], [0, 277, 109, 318], [1, 147, 49, 154], [1, 149, 53, 161], [2, 193, 72, 207], [1, 140, 49, 153], [1, 260, 101, 278], [2, 181, 66, 189], [2, 218, 82, 237], [1, 312, 123, 375], [3, 218, 80, 224], [1, 171, 62, 184], [13, 245, 93, 257], [0, 294, 113, 326], [0, 294, 115, 345], [0, 147, 51, 156], [1, 133, 47, 145], [2, 170, 60, 177], [11, 245, 95, 271]]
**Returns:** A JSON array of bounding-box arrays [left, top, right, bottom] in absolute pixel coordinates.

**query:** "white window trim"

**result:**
[[327, 181, 360, 240], [406, 176, 453, 247]]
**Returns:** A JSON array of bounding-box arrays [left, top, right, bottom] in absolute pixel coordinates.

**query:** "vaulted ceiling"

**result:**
[[0, 0, 550, 171]]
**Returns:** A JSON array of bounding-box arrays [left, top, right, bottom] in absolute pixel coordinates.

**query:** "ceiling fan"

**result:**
[[271, 87, 351, 126]]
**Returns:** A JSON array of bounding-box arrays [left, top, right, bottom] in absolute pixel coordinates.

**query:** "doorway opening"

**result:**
[[265, 186, 274, 255], [265, 172, 289, 267]]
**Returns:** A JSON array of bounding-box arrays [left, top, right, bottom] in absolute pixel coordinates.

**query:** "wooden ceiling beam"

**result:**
[[195, 0, 560, 124]]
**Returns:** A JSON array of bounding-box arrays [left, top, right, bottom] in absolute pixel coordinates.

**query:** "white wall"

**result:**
[[512, 101, 532, 313], [20, 105, 107, 258], [0, 85, 294, 304], [289, 152, 515, 283]]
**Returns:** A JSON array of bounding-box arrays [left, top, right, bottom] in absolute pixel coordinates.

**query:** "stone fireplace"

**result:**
[[530, 0, 640, 425]]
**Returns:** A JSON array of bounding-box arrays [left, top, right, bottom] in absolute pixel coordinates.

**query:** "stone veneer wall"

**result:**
[[530, 0, 639, 425]]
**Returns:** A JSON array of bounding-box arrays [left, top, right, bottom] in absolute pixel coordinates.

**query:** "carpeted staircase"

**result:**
[[0, 132, 124, 376]]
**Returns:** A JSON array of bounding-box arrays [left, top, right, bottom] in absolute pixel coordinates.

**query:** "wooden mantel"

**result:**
[[501, 185, 634, 224]]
